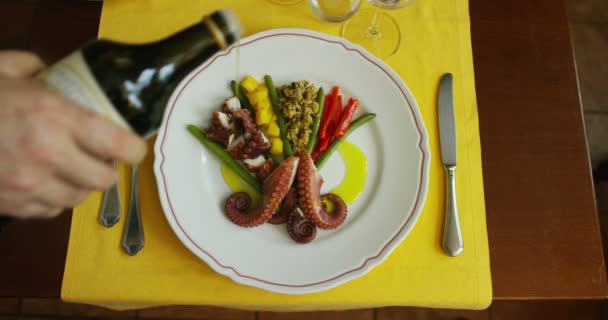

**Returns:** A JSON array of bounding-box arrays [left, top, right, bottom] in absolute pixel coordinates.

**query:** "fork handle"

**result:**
[[121, 164, 144, 256], [99, 182, 121, 227], [443, 165, 463, 256]]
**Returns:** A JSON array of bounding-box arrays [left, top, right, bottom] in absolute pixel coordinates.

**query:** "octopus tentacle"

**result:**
[[268, 187, 297, 225], [241, 130, 270, 159], [223, 96, 241, 114], [204, 125, 232, 147], [267, 210, 288, 225], [287, 207, 317, 244], [313, 193, 347, 229], [204, 111, 234, 147], [224, 157, 299, 227], [243, 155, 267, 172], [227, 135, 246, 159], [257, 158, 275, 181], [225, 192, 267, 226], [234, 109, 258, 136], [226, 111, 269, 161], [297, 150, 347, 229]]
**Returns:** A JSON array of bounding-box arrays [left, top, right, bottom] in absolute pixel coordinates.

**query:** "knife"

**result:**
[[438, 73, 464, 257]]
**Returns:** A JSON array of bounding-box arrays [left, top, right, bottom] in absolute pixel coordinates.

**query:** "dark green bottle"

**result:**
[[38, 10, 242, 138]]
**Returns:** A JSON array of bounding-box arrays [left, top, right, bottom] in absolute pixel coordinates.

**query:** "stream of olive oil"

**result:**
[[235, 40, 240, 82]]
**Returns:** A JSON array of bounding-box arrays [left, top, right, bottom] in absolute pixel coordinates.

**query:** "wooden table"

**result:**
[[0, 0, 606, 302]]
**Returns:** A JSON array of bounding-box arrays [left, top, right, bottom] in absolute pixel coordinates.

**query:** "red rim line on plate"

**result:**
[[159, 32, 428, 288]]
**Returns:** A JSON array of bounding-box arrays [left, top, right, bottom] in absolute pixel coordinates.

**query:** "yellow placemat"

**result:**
[[62, 0, 491, 311]]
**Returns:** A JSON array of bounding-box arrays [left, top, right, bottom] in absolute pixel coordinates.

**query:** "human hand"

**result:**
[[0, 50, 146, 219]]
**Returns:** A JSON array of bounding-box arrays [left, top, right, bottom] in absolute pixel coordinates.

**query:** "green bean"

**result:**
[[187, 124, 262, 193], [230, 80, 254, 113], [307, 87, 325, 154], [315, 113, 376, 170], [264, 75, 293, 157]]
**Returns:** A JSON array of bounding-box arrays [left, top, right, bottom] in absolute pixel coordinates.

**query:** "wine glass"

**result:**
[[308, 0, 362, 22], [268, 0, 304, 5], [341, 0, 416, 59]]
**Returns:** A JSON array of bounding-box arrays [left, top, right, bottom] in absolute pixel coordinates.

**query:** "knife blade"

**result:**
[[438, 73, 456, 166], [438, 73, 463, 257]]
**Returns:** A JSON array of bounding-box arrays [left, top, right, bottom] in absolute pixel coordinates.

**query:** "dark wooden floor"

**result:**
[[0, 298, 606, 320], [0, 0, 606, 319]]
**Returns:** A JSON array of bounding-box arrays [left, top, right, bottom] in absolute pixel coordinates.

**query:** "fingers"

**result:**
[[18, 202, 62, 219], [15, 108, 118, 194], [48, 94, 148, 164], [54, 139, 118, 190], [0, 65, 145, 219], [73, 112, 148, 164], [0, 51, 147, 164], [36, 178, 89, 209], [0, 50, 45, 78]]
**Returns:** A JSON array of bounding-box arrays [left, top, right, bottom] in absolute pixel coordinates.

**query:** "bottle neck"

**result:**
[[150, 20, 223, 74], [78, 11, 240, 136]]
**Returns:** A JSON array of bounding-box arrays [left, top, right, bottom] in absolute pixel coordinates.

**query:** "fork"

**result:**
[[121, 163, 144, 256], [98, 162, 122, 227]]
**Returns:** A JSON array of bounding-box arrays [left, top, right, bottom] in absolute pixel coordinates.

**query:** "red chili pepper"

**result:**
[[324, 94, 341, 140], [318, 133, 332, 152], [333, 95, 343, 125], [319, 86, 340, 139], [321, 93, 331, 114], [316, 94, 331, 148], [320, 93, 332, 127], [332, 95, 343, 127], [312, 133, 324, 160], [311, 147, 321, 160], [320, 95, 342, 148], [312, 122, 334, 160], [334, 98, 359, 138]]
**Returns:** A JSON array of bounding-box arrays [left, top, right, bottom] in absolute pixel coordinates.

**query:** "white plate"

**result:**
[[153, 28, 430, 294]]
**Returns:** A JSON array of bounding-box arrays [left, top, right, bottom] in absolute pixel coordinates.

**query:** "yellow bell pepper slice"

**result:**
[[256, 99, 271, 112], [256, 108, 272, 126], [270, 138, 283, 155], [246, 92, 259, 106], [241, 75, 259, 93], [267, 120, 280, 136], [252, 85, 269, 103]]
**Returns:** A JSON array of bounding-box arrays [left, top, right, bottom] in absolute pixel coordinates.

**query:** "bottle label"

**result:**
[[36, 51, 131, 130]]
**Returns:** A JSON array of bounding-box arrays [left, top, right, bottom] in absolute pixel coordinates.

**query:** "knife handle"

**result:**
[[443, 166, 464, 256]]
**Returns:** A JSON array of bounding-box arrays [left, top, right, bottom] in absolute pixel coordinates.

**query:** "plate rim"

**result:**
[[153, 27, 431, 294]]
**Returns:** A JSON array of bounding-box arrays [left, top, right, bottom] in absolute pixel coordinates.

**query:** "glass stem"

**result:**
[[367, 9, 382, 39]]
